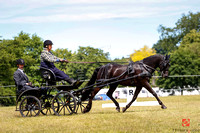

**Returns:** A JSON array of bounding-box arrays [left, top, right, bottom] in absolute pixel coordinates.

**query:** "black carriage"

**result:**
[[15, 67, 85, 117], [40, 67, 88, 116]]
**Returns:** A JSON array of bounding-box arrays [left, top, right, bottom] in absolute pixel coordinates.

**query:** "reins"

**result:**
[[68, 57, 166, 74], [68, 61, 128, 64]]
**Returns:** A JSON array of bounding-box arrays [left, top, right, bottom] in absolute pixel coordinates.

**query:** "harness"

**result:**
[[139, 61, 158, 74], [97, 59, 167, 84], [138, 58, 168, 74], [96, 61, 154, 86], [127, 61, 135, 75]]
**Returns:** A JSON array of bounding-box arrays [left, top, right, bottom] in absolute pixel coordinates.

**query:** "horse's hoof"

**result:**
[[116, 107, 120, 112], [161, 105, 167, 109], [122, 107, 127, 113], [83, 108, 89, 113]]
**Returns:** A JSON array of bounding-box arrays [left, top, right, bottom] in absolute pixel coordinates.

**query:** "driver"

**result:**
[[40, 40, 78, 86]]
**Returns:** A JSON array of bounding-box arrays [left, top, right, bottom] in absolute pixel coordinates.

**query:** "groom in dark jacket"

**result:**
[[13, 59, 38, 95]]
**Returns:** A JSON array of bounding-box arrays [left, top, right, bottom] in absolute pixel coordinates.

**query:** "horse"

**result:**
[[81, 54, 170, 113]]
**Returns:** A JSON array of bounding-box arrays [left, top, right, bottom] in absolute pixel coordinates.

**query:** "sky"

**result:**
[[0, 0, 199, 59]]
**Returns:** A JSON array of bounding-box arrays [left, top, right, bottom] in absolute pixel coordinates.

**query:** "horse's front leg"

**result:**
[[106, 84, 120, 112], [143, 81, 167, 109], [122, 86, 142, 112], [83, 87, 101, 113]]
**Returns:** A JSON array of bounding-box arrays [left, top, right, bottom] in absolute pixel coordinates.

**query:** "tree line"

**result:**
[[153, 12, 200, 95], [0, 12, 199, 106]]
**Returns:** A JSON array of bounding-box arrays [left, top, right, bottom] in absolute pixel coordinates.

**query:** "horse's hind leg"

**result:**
[[143, 81, 167, 109], [106, 84, 120, 112], [122, 86, 142, 112], [83, 87, 101, 113]]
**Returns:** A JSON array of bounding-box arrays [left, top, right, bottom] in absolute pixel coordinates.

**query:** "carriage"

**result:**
[[15, 54, 170, 117], [15, 67, 86, 117]]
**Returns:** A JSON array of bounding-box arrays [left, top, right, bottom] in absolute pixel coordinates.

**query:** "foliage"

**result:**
[[0, 31, 43, 85], [153, 12, 200, 54], [130, 45, 156, 62], [113, 57, 130, 64], [53, 48, 74, 77], [53, 46, 110, 80], [0, 87, 16, 106], [156, 30, 200, 94], [0, 32, 43, 105], [71, 46, 109, 79]]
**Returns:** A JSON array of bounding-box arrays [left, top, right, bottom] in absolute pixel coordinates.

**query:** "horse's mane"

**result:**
[[142, 54, 163, 62]]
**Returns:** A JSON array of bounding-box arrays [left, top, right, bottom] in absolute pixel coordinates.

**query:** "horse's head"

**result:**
[[159, 55, 170, 78]]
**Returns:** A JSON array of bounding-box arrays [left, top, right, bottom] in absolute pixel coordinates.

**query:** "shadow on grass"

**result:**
[[125, 108, 164, 113], [80, 108, 165, 115]]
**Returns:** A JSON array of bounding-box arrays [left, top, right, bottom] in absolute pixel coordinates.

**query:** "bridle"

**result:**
[[159, 57, 170, 72], [140, 56, 170, 74]]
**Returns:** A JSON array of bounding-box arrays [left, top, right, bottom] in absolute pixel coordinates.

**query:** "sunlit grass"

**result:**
[[0, 95, 200, 133]]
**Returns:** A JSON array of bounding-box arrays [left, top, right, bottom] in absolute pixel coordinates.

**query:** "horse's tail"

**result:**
[[81, 67, 100, 101], [86, 67, 100, 87]]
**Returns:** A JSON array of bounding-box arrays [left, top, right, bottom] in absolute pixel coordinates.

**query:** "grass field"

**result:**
[[0, 95, 200, 133]]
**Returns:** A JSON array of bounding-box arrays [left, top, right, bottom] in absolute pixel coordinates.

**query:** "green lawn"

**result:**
[[0, 95, 200, 133]]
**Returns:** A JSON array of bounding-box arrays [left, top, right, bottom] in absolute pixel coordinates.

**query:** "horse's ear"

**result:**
[[167, 55, 170, 60], [165, 54, 170, 60], [165, 55, 167, 60]]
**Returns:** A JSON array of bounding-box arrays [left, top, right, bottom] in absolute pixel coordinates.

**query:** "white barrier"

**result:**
[[102, 88, 159, 108]]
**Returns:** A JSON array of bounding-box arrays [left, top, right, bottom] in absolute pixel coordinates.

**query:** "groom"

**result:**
[[13, 59, 38, 95]]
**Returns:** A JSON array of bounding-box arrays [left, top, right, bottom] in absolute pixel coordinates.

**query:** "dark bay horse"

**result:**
[[81, 54, 170, 113]]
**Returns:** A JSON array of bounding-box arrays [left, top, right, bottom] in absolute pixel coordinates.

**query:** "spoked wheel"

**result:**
[[19, 96, 41, 117], [41, 95, 55, 115], [52, 91, 77, 116], [75, 97, 88, 113]]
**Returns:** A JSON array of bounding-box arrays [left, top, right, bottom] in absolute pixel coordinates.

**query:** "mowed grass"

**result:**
[[0, 95, 200, 133]]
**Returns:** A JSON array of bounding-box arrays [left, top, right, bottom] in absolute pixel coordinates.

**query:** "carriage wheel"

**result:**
[[52, 91, 77, 116], [41, 95, 57, 115], [75, 97, 87, 113], [19, 96, 41, 117]]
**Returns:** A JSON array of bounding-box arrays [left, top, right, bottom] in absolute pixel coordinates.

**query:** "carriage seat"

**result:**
[[40, 67, 84, 88], [40, 67, 56, 81], [40, 67, 57, 86]]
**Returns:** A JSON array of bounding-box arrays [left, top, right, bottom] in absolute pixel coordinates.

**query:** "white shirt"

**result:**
[[18, 68, 24, 74], [18, 68, 29, 85]]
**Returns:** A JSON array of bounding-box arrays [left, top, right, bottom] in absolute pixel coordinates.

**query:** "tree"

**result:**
[[153, 12, 200, 54], [130, 45, 156, 62], [113, 57, 129, 63], [156, 30, 200, 95], [0, 32, 43, 85], [0, 32, 43, 105], [53, 48, 74, 78], [53, 46, 110, 80]]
